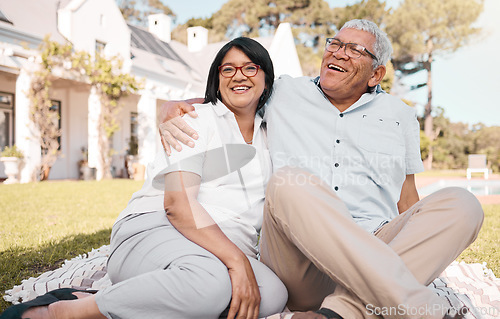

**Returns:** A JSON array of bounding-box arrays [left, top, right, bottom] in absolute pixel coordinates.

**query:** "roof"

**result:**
[[128, 25, 205, 96], [129, 24, 189, 67], [0, 0, 69, 45], [0, 10, 13, 25]]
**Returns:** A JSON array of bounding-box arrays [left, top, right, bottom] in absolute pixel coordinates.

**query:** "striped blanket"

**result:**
[[3, 245, 500, 319]]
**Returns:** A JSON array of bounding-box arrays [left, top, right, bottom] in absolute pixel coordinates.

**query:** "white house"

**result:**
[[0, 0, 302, 182]]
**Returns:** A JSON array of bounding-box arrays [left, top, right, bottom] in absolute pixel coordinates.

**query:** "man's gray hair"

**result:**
[[340, 19, 392, 68]]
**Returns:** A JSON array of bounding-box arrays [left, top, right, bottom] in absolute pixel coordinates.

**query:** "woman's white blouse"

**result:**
[[116, 101, 272, 258]]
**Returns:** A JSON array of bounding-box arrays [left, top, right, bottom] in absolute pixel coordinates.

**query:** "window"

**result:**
[[128, 112, 138, 155], [95, 40, 106, 55], [0, 92, 14, 151], [50, 100, 62, 150]]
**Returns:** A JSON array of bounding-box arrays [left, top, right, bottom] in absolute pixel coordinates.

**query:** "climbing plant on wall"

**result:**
[[28, 36, 141, 181]]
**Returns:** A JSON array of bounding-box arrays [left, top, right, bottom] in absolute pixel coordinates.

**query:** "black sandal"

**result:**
[[314, 308, 344, 319], [0, 288, 97, 319]]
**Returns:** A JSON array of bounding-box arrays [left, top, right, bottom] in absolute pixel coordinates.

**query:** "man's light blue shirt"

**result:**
[[264, 75, 424, 233]]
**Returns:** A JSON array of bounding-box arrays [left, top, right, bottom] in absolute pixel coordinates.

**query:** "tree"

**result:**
[[116, 0, 175, 26], [385, 0, 483, 169], [470, 125, 500, 173], [190, 0, 337, 76], [332, 0, 389, 30]]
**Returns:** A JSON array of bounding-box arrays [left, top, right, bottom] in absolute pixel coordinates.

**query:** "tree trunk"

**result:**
[[98, 124, 113, 180], [40, 166, 51, 181], [423, 39, 434, 171]]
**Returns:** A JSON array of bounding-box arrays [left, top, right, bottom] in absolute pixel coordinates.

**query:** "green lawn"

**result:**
[[456, 204, 500, 274], [416, 169, 468, 178], [0, 179, 143, 312], [0, 179, 499, 312]]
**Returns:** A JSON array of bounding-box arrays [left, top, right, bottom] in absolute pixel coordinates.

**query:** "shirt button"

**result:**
[[336, 139, 340, 144], [334, 163, 339, 167], [339, 113, 344, 118], [334, 186, 339, 191]]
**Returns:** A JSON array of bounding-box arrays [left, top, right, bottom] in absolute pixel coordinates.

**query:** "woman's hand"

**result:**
[[226, 255, 261, 319]]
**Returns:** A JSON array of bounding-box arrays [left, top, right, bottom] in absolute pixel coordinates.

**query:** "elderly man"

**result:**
[[160, 20, 483, 319]]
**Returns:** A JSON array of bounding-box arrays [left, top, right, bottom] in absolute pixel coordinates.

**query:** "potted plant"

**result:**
[[78, 147, 95, 180], [0, 145, 24, 184]]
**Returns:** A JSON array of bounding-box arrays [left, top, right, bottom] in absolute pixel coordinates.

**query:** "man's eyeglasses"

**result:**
[[325, 38, 378, 61], [218, 64, 261, 78]]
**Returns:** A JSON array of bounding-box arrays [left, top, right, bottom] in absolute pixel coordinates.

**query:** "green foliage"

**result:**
[[418, 108, 500, 173], [386, 0, 483, 63], [0, 145, 24, 158], [332, 0, 389, 29], [419, 130, 431, 161], [380, 60, 394, 92], [469, 125, 500, 173]]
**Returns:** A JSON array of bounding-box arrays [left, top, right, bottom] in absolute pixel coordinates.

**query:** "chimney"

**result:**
[[187, 26, 208, 52], [148, 14, 172, 43]]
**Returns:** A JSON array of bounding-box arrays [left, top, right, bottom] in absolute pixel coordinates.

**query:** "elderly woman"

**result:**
[[4, 37, 287, 319]]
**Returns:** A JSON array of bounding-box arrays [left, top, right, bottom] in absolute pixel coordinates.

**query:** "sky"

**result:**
[[162, 0, 500, 127]]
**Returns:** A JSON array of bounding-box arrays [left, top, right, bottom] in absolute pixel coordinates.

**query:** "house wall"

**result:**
[[47, 84, 91, 180], [59, 0, 130, 61], [1, 0, 302, 182], [111, 94, 140, 178]]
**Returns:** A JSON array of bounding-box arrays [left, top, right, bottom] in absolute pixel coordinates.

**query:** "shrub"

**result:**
[[0, 145, 24, 159]]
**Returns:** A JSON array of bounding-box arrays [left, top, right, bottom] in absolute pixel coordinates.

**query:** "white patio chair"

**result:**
[[466, 154, 489, 180]]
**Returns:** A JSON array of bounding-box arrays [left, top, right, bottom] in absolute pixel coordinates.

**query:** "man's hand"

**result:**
[[158, 98, 202, 155]]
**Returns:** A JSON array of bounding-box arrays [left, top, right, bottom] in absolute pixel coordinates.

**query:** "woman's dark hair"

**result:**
[[204, 37, 274, 110]]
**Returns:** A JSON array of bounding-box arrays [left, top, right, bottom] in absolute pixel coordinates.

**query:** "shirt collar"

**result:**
[[212, 100, 232, 117], [313, 76, 383, 112], [212, 99, 264, 124]]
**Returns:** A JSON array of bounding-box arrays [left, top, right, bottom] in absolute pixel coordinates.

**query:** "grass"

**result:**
[[0, 180, 141, 251], [0, 179, 142, 312], [417, 169, 468, 178], [456, 204, 500, 275], [417, 169, 498, 178], [0, 177, 499, 312]]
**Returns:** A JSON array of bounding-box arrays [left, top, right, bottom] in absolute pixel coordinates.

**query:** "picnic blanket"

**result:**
[[3, 245, 500, 319]]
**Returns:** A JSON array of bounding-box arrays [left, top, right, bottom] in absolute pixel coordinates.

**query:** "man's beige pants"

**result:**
[[260, 167, 484, 319]]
